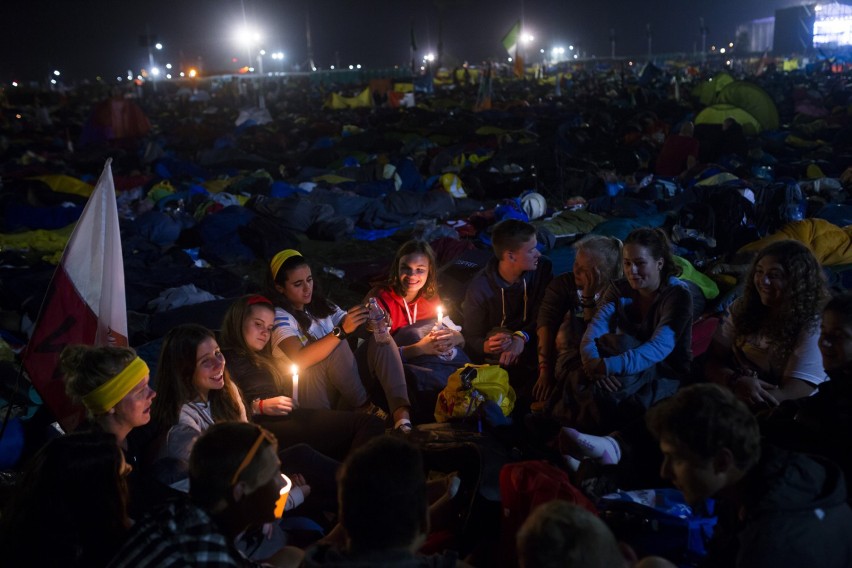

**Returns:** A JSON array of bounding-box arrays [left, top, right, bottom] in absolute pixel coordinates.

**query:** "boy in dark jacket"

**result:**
[[646, 384, 852, 568], [462, 219, 552, 394]]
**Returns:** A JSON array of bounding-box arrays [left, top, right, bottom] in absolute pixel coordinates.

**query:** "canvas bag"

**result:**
[[434, 364, 515, 422]]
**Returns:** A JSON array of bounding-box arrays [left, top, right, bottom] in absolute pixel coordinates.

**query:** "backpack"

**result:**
[[673, 184, 756, 253], [499, 460, 598, 567], [598, 488, 717, 566], [755, 178, 807, 235]]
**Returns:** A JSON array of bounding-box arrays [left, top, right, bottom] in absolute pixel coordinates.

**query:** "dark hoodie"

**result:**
[[461, 255, 553, 365], [703, 444, 852, 568]]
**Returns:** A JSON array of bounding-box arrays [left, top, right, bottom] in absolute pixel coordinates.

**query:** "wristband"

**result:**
[[513, 331, 529, 343], [259, 399, 264, 415]]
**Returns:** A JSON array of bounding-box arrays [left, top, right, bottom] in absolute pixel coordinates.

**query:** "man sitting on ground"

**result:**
[[646, 384, 852, 568], [302, 435, 467, 567]]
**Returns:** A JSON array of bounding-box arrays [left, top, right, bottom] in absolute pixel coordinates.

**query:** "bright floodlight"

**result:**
[[188, 69, 197, 78], [234, 26, 262, 46], [12, 81, 18, 87], [720, 47, 726, 54], [330, 65, 335, 70], [349, 64, 354, 69], [155, 43, 163, 50], [166, 74, 172, 79], [259, 49, 266, 55], [424, 53, 435, 62], [356, 64, 362, 69], [569, 45, 574, 50], [272, 51, 284, 60], [53, 70, 60, 76], [151, 67, 160, 76], [521, 33, 535, 44], [540, 48, 545, 53], [51, 79, 57, 84], [166, 63, 172, 69]]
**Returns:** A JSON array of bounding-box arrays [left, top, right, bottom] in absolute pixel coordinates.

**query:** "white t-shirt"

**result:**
[[715, 310, 827, 387], [273, 305, 346, 347]]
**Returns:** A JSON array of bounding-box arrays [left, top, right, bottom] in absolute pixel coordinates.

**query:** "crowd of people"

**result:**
[[1, 57, 852, 567]]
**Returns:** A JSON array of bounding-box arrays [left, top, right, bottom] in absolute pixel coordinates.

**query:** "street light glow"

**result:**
[[271, 52, 284, 60], [151, 67, 160, 76], [53, 69, 60, 76], [155, 43, 163, 50], [521, 32, 535, 44]]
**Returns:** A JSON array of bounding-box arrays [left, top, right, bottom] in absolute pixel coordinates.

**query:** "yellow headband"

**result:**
[[81, 357, 149, 415], [270, 249, 302, 280]]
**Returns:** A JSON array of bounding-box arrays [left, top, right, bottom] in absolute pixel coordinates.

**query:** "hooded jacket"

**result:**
[[461, 255, 553, 364], [703, 444, 852, 568]]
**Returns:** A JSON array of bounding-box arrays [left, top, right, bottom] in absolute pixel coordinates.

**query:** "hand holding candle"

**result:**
[[436, 306, 444, 328], [290, 364, 299, 406]]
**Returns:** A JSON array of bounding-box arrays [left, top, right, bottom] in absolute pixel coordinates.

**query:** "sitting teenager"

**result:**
[[705, 239, 828, 409], [149, 324, 318, 504], [109, 422, 303, 567], [220, 294, 384, 461], [761, 291, 852, 502], [463, 219, 553, 396], [303, 435, 470, 568], [0, 431, 132, 568], [647, 384, 852, 568], [364, 240, 469, 413], [61, 344, 166, 516], [576, 227, 692, 432], [267, 249, 412, 433], [534, 235, 622, 420]]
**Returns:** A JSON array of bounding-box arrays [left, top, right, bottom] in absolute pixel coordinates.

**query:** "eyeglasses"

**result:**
[[230, 426, 276, 487]]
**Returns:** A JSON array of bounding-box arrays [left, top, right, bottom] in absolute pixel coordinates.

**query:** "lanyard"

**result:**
[[402, 300, 418, 326]]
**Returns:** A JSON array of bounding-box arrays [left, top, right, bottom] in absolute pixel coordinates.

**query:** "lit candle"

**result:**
[[290, 364, 299, 406], [436, 306, 444, 327]]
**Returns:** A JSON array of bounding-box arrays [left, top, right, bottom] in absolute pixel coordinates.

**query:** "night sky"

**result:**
[[1, 0, 806, 82]]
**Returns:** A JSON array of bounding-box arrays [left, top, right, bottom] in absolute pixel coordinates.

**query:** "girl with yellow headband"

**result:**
[[62, 345, 157, 454], [267, 249, 413, 433]]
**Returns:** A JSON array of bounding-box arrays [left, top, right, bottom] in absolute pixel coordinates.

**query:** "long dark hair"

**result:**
[[388, 240, 438, 300], [732, 240, 826, 365], [624, 227, 682, 283], [151, 324, 245, 433], [220, 295, 287, 393], [266, 253, 336, 339], [0, 431, 129, 567]]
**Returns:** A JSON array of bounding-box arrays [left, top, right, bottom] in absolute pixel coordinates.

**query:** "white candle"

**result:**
[[290, 364, 299, 406], [436, 306, 444, 327]]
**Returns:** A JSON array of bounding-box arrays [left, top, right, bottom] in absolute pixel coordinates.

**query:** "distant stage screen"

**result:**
[[813, 3, 852, 47]]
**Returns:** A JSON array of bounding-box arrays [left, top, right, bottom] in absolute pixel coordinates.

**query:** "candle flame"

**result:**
[[290, 364, 298, 375]]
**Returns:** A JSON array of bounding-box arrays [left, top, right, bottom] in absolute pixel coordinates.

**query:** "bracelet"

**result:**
[[513, 331, 530, 343], [259, 399, 264, 415]]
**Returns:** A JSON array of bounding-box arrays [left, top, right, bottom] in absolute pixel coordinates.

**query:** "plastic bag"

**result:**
[[434, 364, 515, 422]]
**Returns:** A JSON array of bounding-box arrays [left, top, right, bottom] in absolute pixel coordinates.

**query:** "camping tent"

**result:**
[[695, 103, 763, 136]]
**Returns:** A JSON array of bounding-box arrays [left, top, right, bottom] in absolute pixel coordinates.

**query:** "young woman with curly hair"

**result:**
[[705, 239, 828, 409]]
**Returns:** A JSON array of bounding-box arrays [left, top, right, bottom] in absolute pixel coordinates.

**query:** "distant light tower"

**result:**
[[610, 28, 616, 58], [646, 23, 653, 60], [700, 17, 708, 62]]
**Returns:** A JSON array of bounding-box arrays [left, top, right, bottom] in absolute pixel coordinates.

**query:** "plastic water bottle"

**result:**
[[366, 298, 391, 344], [432, 319, 457, 361]]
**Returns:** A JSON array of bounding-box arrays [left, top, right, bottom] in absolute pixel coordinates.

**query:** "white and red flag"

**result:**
[[23, 158, 127, 431]]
